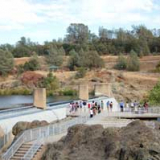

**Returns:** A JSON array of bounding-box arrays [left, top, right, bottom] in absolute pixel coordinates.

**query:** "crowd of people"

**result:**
[[69, 99, 149, 116], [69, 100, 115, 118], [119, 100, 149, 113]]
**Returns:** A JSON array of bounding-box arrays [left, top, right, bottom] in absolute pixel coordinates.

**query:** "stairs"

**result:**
[[10, 143, 44, 160]]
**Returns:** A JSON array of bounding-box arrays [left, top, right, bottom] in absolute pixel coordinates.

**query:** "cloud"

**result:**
[[0, 0, 159, 43]]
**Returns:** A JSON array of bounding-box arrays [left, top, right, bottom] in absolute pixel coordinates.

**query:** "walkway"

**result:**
[[3, 106, 160, 160]]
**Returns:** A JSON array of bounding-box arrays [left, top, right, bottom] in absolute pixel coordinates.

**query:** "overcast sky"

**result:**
[[0, 0, 160, 44]]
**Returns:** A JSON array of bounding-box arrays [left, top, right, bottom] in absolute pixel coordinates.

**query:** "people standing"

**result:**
[[98, 105, 101, 114], [90, 108, 93, 118], [126, 101, 129, 112], [106, 101, 110, 112], [144, 101, 149, 112], [120, 101, 124, 112], [110, 102, 113, 112], [101, 100, 104, 110]]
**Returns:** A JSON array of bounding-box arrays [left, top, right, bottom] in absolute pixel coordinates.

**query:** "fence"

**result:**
[[0, 132, 12, 151], [2, 115, 89, 160]]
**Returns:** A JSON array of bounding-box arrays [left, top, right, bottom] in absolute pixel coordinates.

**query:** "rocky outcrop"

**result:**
[[42, 121, 160, 160], [12, 120, 49, 136]]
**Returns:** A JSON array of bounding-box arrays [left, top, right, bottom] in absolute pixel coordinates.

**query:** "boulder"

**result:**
[[42, 120, 160, 160], [12, 120, 49, 136]]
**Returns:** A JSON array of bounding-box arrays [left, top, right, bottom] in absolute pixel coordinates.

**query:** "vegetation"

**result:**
[[45, 44, 65, 66], [0, 24, 160, 59], [114, 54, 127, 70], [148, 81, 160, 105], [59, 88, 77, 96], [155, 61, 160, 72], [75, 67, 87, 78], [0, 49, 14, 75], [0, 88, 32, 95], [40, 72, 59, 91], [68, 49, 104, 70], [17, 54, 40, 75], [127, 50, 140, 71]]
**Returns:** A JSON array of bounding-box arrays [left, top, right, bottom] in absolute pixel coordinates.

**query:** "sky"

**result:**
[[0, 0, 160, 45]]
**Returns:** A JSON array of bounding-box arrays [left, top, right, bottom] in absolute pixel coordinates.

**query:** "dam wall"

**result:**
[[0, 107, 67, 134]]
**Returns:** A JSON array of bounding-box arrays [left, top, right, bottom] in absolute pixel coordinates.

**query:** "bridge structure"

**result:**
[[1, 86, 160, 160]]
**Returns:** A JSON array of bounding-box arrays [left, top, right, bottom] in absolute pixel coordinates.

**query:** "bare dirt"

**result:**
[[1, 55, 159, 102]]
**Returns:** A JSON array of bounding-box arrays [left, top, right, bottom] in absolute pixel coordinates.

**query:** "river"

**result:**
[[0, 95, 77, 108]]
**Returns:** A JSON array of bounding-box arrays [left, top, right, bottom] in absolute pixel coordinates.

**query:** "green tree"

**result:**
[[46, 44, 64, 66], [23, 55, 40, 71], [148, 81, 160, 105], [79, 51, 104, 69], [41, 72, 59, 90], [66, 23, 90, 44], [75, 67, 87, 78], [127, 50, 140, 71], [0, 49, 14, 75], [68, 49, 80, 70], [114, 54, 127, 70]]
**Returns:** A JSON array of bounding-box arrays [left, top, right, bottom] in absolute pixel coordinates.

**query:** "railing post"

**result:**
[[30, 130, 32, 141], [48, 126, 49, 136]]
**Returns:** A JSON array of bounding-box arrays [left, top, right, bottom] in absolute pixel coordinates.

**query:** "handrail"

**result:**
[[2, 115, 90, 160], [22, 142, 41, 160]]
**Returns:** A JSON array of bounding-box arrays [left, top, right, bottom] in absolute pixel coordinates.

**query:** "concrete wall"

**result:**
[[94, 83, 111, 97], [78, 85, 89, 100], [0, 107, 67, 134], [102, 97, 119, 112], [33, 88, 46, 109]]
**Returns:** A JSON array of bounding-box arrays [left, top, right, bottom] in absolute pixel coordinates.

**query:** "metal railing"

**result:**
[[2, 115, 90, 160], [22, 142, 42, 160]]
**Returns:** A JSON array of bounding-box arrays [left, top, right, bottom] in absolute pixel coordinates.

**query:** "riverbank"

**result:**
[[0, 87, 78, 96]]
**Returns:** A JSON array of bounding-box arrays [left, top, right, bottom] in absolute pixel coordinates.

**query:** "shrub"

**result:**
[[114, 54, 127, 70], [75, 67, 87, 78], [127, 50, 140, 71], [0, 88, 32, 95], [16, 55, 40, 75], [0, 49, 14, 75], [23, 58, 40, 71], [59, 89, 77, 96], [148, 81, 160, 105], [155, 61, 160, 72], [46, 45, 64, 66], [40, 72, 59, 91]]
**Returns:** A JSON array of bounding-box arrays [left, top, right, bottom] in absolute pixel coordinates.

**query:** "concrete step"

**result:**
[[10, 156, 24, 160]]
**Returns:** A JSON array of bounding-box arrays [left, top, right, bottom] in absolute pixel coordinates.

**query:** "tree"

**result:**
[[23, 55, 40, 71], [66, 23, 90, 44], [68, 49, 80, 70], [127, 50, 140, 71], [148, 81, 160, 105], [79, 51, 104, 69], [75, 67, 87, 78], [46, 44, 64, 66], [114, 54, 127, 70], [0, 49, 14, 75], [40, 72, 59, 91], [12, 46, 31, 57]]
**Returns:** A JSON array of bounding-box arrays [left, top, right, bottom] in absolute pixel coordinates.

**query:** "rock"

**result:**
[[42, 121, 160, 160], [21, 71, 44, 87], [12, 120, 49, 136], [0, 126, 4, 138]]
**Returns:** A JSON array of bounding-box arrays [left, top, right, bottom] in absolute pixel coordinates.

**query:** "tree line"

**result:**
[[0, 24, 160, 58], [0, 23, 160, 75]]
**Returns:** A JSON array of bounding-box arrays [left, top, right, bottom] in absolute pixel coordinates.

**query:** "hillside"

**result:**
[[0, 55, 159, 102]]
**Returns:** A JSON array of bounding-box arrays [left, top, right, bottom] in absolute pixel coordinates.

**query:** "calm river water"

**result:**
[[0, 95, 77, 108]]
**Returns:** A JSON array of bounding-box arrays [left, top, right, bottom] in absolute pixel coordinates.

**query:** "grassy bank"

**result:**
[[0, 88, 78, 96], [0, 88, 32, 95]]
